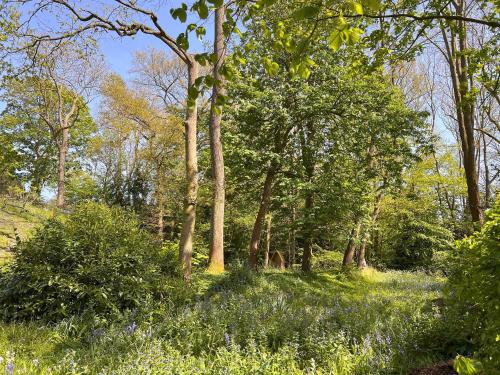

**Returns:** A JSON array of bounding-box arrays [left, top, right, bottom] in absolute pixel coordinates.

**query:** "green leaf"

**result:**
[[207, 0, 224, 6], [349, 1, 364, 15], [170, 4, 188, 22], [292, 6, 320, 20], [346, 27, 364, 45], [263, 57, 279, 76], [328, 30, 343, 52], [193, 1, 209, 19], [453, 355, 483, 375], [363, 0, 382, 11], [176, 33, 189, 50], [196, 26, 206, 40]]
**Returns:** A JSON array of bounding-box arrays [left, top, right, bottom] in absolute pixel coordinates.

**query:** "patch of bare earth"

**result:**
[[410, 361, 457, 375]]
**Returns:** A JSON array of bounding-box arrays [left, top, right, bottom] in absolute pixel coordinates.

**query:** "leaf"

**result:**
[[176, 33, 189, 50], [196, 26, 206, 40], [207, 0, 224, 6], [346, 27, 364, 45], [193, 1, 209, 19], [453, 355, 483, 375], [292, 6, 320, 20], [170, 4, 187, 22], [363, 0, 382, 11], [263, 57, 279, 76], [349, 1, 364, 15], [328, 30, 343, 52]]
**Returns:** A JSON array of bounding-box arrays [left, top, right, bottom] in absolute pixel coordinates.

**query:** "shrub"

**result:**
[[390, 218, 454, 269], [0, 202, 165, 320], [445, 197, 500, 372]]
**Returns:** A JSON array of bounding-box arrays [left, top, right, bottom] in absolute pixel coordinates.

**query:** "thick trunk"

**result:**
[[249, 166, 277, 269], [207, 5, 226, 273], [178, 61, 199, 281], [56, 128, 68, 208], [343, 221, 361, 267], [301, 193, 314, 271], [264, 215, 271, 268]]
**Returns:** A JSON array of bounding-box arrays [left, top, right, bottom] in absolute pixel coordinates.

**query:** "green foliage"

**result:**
[[453, 355, 484, 375], [391, 218, 454, 269], [0, 269, 446, 373], [0, 202, 165, 320], [445, 197, 500, 372]]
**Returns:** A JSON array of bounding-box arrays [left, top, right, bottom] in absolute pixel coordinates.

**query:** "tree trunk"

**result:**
[[289, 207, 296, 268], [207, 5, 226, 273], [301, 193, 314, 271], [264, 214, 271, 268], [357, 191, 383, 269], [440, 7, 483, 225], [178, 61, 199, 281], [249, 166, 277, 269], [158, 204, 164, 239], [343, 220, 361, 267], [56, 127, 68, 208]]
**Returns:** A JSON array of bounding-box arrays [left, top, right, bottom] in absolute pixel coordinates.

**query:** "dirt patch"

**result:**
[[410, 361, 457, 375]]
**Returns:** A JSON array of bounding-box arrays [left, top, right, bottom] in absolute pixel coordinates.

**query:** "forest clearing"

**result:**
[[0, 0, 498, 373]]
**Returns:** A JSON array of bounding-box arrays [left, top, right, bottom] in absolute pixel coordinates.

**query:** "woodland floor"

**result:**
[[0, 265, 452, 374]]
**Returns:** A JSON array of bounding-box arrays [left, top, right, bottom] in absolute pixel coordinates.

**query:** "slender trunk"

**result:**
[[343, 220, 361, 267], [289, 207, 296, 268], [301, 193, 313, 271], [264, 215, 271, 268], [440, 9, 482, 225], [357, 191, 383, 268], [482, 133, 490, 207], [56, 127, 68, 208], [158, 204, 164, 239], [249, 166, 277, 269], [178, 61, 199, 281], [207, 5, 226, 273]]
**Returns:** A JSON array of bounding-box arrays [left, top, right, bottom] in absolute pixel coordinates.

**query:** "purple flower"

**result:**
[[224, 332, 231, 349], [6, 362, 14, 375], [375, 332, 383, 344], [125, 322, 138, 335]]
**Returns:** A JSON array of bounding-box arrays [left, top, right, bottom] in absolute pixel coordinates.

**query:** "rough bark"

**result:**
[[343, 221, 361, 267], [207, 5, 226, 273], [158, 204, 164, 239], [249, 166, 277, 269], [264, 215, 271, 268], [56, 127, 68, 208], [301, 192, 314, 271], [289, 207, 296, 268], [357, 191, 384, 268], [440, 5, 483, 225], [178, 61, 199, 281]]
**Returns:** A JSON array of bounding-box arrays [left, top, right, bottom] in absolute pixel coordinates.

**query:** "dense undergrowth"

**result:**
[[0, 268, 447, 374]]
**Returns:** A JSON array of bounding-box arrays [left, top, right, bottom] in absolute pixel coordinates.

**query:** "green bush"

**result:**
[[0, 202, 165, 320], [390, 218, 454, 269], [445, 197, 500, 372]]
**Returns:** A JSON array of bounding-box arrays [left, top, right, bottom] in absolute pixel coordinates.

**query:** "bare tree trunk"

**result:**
[[343, 220, 361, 267], [357, 191, 383, 268], [249, 166, 277, 269], [440, 6, 483, 225], [158, 204, 164, 239], [264, 215, 271, 268], [207, 5, 226, 273], [482, 132, 491, 208], [178, 61, 199, 281], [301, 193, 313, 271], [56, 127, 68, 208], [289, 207, 296, 268]]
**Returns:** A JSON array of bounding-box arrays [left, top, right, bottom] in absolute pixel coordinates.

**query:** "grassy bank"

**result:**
[[0, 268, 447, 374]]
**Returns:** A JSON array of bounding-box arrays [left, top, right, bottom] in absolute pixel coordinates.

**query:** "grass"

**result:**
[[0, 197, 52, 264], [0, 267, 448, 374]]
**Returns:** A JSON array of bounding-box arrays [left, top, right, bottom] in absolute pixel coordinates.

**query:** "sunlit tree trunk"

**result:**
[[357, 191, 383, 268], [264, 214, 271, 268], [249, 165, 277, 269], [178, 61, 199, 281], [56, 127, 68, 208], [440, 3, 483, 225], [343, 220, 361, 267], [207, 5, 226, 273], [302, 193, 314, 271]]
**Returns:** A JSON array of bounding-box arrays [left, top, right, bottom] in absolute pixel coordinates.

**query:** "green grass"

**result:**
[[0, 267, 448, 374], [0, 197, 52, 263]]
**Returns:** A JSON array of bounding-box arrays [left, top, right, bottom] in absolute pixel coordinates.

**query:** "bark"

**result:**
[[178, 61, 199, 281], [343, 220, 361, 267], [207, 5, 226, 273], [56, 127, 68, 208], [158, 204, 164, 239], [264, 215, 271, 268], [440, 6, 483, 225], [301, 193, 314, 271], [249, 166, 277, 269], [357, 191, 384, 268], [289, 207, 296, 268]]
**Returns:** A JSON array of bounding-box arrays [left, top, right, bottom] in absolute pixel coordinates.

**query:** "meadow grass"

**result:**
[[0, 267, 447, 374]]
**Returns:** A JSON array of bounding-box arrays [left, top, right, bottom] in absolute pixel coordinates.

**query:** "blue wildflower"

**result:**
[[224, 332, 231, 349], [125, 322, 138, 335], [6, 362, 14, 375]]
